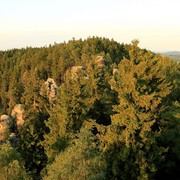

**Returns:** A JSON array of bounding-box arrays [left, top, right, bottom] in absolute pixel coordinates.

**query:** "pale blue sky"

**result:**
[[0, 0, 180, 51]]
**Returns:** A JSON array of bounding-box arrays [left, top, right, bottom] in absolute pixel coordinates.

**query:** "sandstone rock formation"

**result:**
[[0, 115, 10, 141], [95, 56, 107, 68], [11, 104, 25, 127], [111, 68, 119, 90], [44, 78, 58, 102], [0, 114, 10, 122], [71, 66, 86, 78]]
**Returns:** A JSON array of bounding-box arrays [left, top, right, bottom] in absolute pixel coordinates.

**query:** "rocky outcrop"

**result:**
[[71, 66, 86, 78], [11, 104, 24, 127], [0, 114, 10, 122], [110, 68, 119, 90], [44, 78, 58, 102], [0, 115, 10, 141], [0, 106, 24, 142], [95, 56, 107, 68]]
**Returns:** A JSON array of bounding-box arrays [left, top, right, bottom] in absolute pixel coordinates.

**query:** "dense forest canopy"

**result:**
[[0, 37, 179, 179]]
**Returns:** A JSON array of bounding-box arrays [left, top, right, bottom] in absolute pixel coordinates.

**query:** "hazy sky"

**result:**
[[1, 0, 180, 51]]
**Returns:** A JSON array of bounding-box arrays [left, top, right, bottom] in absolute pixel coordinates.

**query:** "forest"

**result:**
[[0, 37, 179, 180]]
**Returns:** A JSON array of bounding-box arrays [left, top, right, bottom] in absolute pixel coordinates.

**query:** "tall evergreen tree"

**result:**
[[43, 69, 96, 161], [18, 69, 49, 178], [106, 41, 172, 179]]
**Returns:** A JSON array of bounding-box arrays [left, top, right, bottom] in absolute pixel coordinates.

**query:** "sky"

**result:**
[[0, 0, 180, 51]]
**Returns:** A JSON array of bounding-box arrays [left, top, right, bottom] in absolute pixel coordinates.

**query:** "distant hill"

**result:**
[[163, 51, 180, 55], [161, 51, 180, 62]]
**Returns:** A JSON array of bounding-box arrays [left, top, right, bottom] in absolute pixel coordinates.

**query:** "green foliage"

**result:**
[[0, 143, 31, 180], [156, 101, 180, 179], [19, 111, 49, 178], [43, 70, 96, 160], [0, 37, 179, 179], [43, 126, 107, 180], [43, 58, 116, 161], [0, 37, 125, 113], [106, 41, 173, 179], [87, 60, 115, 125]]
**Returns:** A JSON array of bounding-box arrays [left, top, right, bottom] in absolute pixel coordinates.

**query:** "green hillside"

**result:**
[[0, 37, 179, 180]]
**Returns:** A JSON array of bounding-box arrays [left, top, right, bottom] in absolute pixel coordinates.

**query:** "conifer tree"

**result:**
[[156, 101, 180, 179], [106, 41, 172, 179], [0, 143, 31, 180], [43, 70, 96, 160], [87, 56, 116, 126], [0, 37, 179, 179], [43, 125, 107, 180], [18, 111, 48, 178], [18, 69, 49, 177]]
